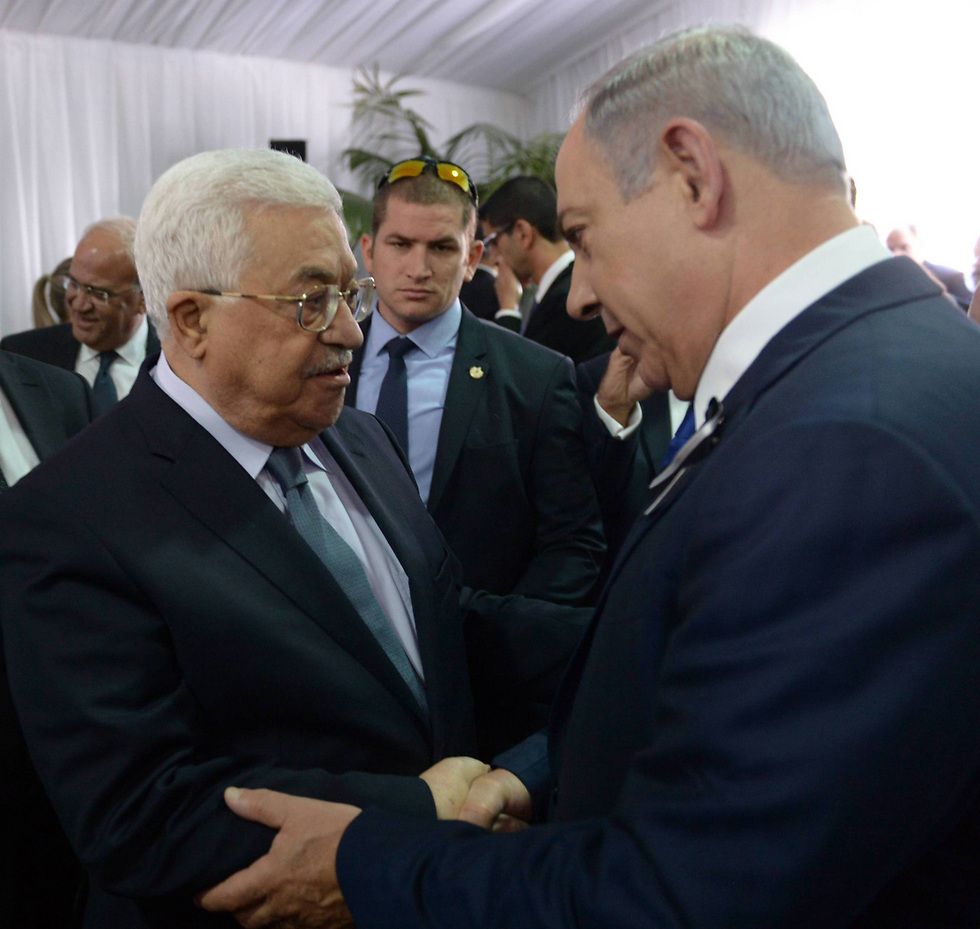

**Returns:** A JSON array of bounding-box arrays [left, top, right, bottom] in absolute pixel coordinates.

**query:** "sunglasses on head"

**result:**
[[379, 157, 478, 205]]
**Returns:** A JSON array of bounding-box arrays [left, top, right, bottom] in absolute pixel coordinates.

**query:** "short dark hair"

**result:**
[[371, 171, 476, 237], [479, 176, 560, 242]]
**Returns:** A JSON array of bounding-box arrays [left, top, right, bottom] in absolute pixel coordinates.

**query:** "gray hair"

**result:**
[[81, 216, 138, 267], [135, 148, 344, 339], [582, 25, 847, 200]]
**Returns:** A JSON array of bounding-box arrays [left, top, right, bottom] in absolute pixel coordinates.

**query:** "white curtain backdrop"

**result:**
[[0, 29, 527, 337]]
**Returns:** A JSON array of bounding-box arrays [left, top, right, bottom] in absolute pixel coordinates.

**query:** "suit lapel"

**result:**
[[427, 309, 487, 514], [322, 419, 439, 732], [132, 374, 430, 733], [524, 264, 571, 340], [0, 356, 67, 460]]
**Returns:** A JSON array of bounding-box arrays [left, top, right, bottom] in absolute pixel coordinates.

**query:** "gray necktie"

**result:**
[[520, 299, 538, 334], [264, 446, 427, 716], [91, 350, 118, 416]]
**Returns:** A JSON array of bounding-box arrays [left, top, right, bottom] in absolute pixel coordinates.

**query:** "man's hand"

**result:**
[[419, 756, 490, 818], [197, 787, 359, 929], [492, 258, 523, 310], [457, 767, 533, 832], [595, 346, 654, 426]]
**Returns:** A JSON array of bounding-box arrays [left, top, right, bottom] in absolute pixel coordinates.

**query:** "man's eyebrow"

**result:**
[[291, 267, 340, 287]]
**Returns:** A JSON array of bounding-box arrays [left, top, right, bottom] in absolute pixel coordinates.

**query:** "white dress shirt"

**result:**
[[694, 225, 892, 426], [151, 352, 424, 677], [76, 313, 149, 400]]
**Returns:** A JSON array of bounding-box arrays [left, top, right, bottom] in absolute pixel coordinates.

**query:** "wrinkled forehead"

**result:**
[[242, 204, 356, 284]]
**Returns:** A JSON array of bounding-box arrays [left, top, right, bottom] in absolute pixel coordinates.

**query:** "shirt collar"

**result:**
[[366, 299, 462, 359], [78, 313, 149, 366], [693, 225, 891, 426], [535, 250, 574, 303]]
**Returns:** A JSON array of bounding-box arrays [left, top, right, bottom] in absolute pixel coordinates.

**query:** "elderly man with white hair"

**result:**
[[0, 148, 583, 928]]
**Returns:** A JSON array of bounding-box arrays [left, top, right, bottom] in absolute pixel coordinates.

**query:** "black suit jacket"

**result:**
[[0, 349, 92, 460], [338, 257, 980, 928], [0, 351, 92, 928], [350, 308, 605, 605], [0, 319, 160, 371], [0, 363, 586, 927], [575, 352, 673, 565], [523, 263, 614, 363]]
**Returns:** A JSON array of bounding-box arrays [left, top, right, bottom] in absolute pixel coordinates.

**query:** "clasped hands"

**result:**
[[197, 757, 530, 928]]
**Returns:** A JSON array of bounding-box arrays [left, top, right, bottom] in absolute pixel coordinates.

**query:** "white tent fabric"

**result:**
[[2, 0, 978, 336], [0, 28, 528, 336]]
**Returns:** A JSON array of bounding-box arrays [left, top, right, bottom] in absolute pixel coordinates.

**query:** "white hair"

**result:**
[[582, 25, 848, 200], [135, 149, 344, 339], [81, 216, 138, 268]]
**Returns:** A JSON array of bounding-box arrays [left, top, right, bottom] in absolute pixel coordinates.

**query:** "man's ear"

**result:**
[[464, 238, 484, 282], [360, 233, 375, 273], [512, 218, 535, 249], [660, 118, 724, 229], [167, 291, 210, 360]]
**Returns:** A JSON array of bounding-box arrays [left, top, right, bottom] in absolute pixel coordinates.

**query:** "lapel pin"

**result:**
[[469, 366, 485, 379]]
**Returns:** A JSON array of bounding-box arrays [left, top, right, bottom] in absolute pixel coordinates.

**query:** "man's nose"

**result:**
[[566, 262, 600, 320], [319, 298, 364, 349]]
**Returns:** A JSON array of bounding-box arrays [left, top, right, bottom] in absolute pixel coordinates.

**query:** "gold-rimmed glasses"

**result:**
[[196, 277, 376, 332]]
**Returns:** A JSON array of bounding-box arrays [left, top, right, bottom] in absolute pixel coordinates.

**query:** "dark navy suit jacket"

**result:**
[[337, 256, 980, 928]]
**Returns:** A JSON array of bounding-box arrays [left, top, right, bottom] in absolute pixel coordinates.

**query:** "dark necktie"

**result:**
[[0, 461, 9, 494], [521, 299, 539, 335], [264, 446, 428, 715], [91, 351, 119, 416], [374, 337, 415, 454], [659, 404, 696, 470]]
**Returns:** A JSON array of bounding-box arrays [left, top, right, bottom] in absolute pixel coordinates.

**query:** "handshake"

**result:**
[[197, 757, 529, 928]]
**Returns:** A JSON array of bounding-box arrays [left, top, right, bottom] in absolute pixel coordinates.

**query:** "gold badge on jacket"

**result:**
[[469, 366, 485, 379]]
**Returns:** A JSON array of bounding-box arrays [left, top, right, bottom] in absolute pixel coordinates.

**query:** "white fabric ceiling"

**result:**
[[0, 0, 671, 95]]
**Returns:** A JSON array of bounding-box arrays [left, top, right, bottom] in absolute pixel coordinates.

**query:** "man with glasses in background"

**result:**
[[2, 217, 159, 413], [0, 148, 583, 928], [479, 176, 613, 363]]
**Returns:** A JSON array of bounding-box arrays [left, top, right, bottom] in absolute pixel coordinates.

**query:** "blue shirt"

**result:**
[[355, 300, 461, 505]]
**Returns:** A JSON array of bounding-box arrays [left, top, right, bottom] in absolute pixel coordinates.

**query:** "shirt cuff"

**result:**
[[494, 308, 522, 321], [593, 395, 643, 439]]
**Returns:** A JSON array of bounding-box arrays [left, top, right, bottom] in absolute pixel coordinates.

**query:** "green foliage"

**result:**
[[339, 67, 561, 241]]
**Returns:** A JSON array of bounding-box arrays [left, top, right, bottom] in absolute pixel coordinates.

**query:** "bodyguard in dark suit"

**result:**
[[0, 149, 585, 928], [480, 175, 614, 363], [200, 27, 980, 929], [353, 160, 603, 753], [353, 160, 604, 607], [1, 350, 92, 928], [1, 217, 157, 412]]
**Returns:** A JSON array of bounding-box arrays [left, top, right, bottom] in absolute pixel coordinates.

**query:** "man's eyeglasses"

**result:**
[[196, 278, 376, 332], [53, 273, 141, 306], [379, 157, 478, 205], [481, 221, 516, 250]]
